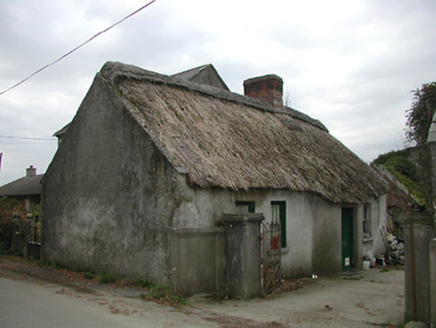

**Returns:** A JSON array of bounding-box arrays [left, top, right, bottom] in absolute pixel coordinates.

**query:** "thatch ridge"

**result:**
[[100, 62, 327, 132], [100, 61, 386, 204]]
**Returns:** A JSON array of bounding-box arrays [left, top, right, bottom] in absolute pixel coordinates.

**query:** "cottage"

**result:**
[[0, 165, 42, 212], [42, 62, 387, 296], [0, 166, 43, 255]]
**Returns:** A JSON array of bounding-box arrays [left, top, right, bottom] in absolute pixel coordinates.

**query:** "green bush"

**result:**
[[372, 148, 426, 206], [385, 156, 417, 181]]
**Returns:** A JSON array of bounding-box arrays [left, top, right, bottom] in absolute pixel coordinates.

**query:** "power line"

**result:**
[[0, 0, 157, 96], [0, 135, 56, 141]]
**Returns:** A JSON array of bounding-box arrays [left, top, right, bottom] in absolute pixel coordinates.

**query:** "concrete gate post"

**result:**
[[11, 214, 22, 254], [430, 235, 436, 327], [401, 213, 434, 325], [427, 119, 436, 326], [222, 213, 264, 299], [24, 213, 33, 258]]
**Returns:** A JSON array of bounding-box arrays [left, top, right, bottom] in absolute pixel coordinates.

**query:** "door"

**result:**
[[341, 208, 354, 272]]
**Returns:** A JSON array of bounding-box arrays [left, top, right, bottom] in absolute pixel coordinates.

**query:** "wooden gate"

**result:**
[[261, 220, 281, 295]]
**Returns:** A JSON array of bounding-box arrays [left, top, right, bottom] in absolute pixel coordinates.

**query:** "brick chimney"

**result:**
[[26, 165, 36, 177], [243, 75, 283, 109]]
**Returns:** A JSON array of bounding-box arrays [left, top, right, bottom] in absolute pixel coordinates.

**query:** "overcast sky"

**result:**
[[1, 0, 435, 185]]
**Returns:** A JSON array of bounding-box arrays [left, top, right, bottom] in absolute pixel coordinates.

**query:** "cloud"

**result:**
[[1, 0, 436, 184]]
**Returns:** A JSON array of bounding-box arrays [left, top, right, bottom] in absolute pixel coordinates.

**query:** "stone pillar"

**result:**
[[401, 213, 434, 324], [430, 237, 436, 326], [11, 214, 22, 254], [23, 213, 33, 257], [426, 115, 436, 326], [222, 213, 264, 299]]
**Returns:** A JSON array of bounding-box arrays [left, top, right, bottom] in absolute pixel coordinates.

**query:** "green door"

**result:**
[[341, 208, 354, 272]]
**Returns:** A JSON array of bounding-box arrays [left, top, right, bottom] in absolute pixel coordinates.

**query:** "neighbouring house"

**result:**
[[0, 165, 43, 212], [0, 166, 43, 255], [42, 62, 387, 296]]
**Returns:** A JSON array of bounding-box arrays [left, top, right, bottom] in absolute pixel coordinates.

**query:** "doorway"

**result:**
[[341, 207, 354, 272]]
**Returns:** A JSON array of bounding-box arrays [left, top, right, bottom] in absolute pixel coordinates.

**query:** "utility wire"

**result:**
[[0, 0, 157, 96], [0, 135, 56, 141]]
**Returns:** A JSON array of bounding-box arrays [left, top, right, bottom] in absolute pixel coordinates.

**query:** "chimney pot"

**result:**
[[26, 165, 36, 177], [243, 74, 283, 109]]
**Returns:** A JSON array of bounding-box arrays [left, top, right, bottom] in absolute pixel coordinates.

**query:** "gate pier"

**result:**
[[223, 214, 264, 299]]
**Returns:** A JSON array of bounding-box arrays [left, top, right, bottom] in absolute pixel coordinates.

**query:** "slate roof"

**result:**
[[171, 64, 230, 91], [0, 174, 43, 197]]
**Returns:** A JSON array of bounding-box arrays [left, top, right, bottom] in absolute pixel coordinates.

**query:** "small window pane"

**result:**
[[362, 204, 371, 239], [235, 201, 255, 213], [271, 201, 286, 248]]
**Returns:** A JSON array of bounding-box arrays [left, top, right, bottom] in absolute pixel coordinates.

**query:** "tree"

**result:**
[[404, 82, 436, 213], [405, 82, 436, 145]]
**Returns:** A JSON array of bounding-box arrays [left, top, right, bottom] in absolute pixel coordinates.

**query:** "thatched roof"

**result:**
[[99, 61, 386, 204]]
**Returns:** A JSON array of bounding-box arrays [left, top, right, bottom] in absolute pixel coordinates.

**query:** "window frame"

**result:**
[[362, 204, 372, 241], [235, 201, 255, 214], [271, 201, 287, 248]]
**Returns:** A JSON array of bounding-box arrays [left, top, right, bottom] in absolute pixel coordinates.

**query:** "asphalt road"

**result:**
[[0, 258, 405, 328], [0, 277, 156, 328]]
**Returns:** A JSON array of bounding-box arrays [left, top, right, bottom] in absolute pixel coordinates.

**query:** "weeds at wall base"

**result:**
[[97, 271, 120, 284], [132, 278, 152, 288], [1, 256, 187, 307], [140, 284, 187, 307], [83, 271, 95, 279]]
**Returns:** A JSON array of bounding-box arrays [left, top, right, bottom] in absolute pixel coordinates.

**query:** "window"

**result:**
[[362, 204, 371, 240], [235, 201, 255, 214], [271, 201, 286, 248]]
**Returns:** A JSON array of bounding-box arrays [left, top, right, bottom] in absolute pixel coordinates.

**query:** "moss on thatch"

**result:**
[[100, 62, 386, 204]]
